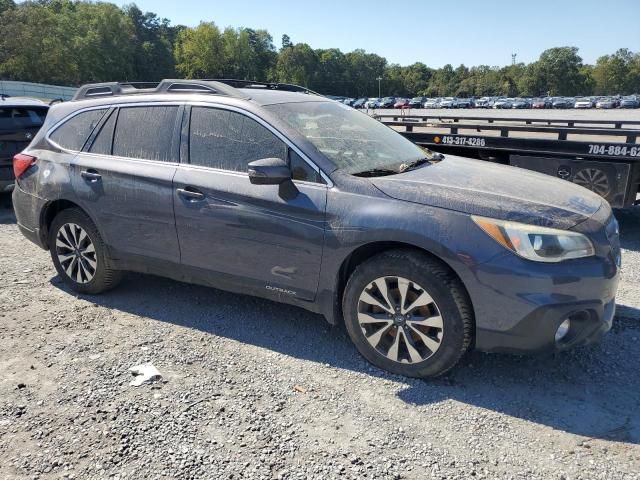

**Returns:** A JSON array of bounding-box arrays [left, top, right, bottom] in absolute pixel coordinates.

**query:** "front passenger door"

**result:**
[[173, 106, 327, 300]]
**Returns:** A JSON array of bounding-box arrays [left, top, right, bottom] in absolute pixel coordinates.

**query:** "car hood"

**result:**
[[370, 155, 603, 229]]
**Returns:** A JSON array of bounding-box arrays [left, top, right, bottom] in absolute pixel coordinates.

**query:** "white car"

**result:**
[[574, 98, 594, 109], [474, 97, 491, 108], [364, 98, 380, 109], [596, 98, 616, 109], [439, 97, 458, 108], [424, 98, 441, 108]]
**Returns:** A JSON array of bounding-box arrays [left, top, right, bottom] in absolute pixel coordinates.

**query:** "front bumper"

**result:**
[[475, 297, 616, 353], [468, 210, 619, 354]]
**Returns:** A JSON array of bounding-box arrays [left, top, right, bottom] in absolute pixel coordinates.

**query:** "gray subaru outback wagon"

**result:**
[[12, 80, 620, 377]]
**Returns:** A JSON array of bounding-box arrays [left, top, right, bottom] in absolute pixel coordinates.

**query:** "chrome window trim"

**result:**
[[74, 150, 181, 167], [176, 163, 329, 190]]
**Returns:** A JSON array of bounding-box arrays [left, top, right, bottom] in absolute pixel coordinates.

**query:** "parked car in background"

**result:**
[[352, 98, 367, 109], [574, 97, 594, 109], [424, 98, 440, 108], [342, 98, 355, 106], [394, 98, 410, 109], [409, 96, 426, 108], [456, 98, 472, 108], [474, 97, 491, 108], [531, 98, 552, 109], [511, 98, 530, 109], [595, 97, 617, 109], [492, 98, 512, 109], [12, 78, 620, 378], [1, 96, 50, 193], [619, 96, 639, 108], [439, 97, 458, 108], [552, 97, 573, 109], [364, 98, 380, 109], [378, 97, 396, 108]]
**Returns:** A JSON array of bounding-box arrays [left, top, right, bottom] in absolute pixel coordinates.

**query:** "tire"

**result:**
[[49, 208, 122, 294], [342, 249, 473, 378]]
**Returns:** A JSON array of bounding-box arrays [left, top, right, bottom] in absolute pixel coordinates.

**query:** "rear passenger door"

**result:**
[[61, 104, 182, 264], [172, 105, 327, 300]]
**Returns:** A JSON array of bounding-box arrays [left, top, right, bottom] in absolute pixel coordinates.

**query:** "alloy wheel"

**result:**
[[55, 223, 97, 284], [357, 276, 443, 364]]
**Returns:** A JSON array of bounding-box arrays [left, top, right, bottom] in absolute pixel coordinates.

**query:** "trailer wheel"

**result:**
[[572, 167, 612, 198]]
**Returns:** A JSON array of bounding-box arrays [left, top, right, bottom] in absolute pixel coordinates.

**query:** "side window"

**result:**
[[189, 107, 286, 172], [49, 109, 108, 151], [88, 110, 116, 155], [112, 106, 178, 161], [289, 149, 323, 183]]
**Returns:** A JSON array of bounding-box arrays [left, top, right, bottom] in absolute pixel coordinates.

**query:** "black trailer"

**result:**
[[375, 114, 640, 208]]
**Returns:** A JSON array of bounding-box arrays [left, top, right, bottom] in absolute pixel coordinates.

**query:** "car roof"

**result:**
[[241, 88, 331, 106], [0, 96, 50, 107]]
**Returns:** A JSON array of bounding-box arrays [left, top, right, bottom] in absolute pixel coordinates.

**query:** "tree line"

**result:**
[[1, 0, 639, 98]]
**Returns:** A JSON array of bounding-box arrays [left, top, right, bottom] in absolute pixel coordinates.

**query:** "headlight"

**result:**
[[472, 216, 595, 262]]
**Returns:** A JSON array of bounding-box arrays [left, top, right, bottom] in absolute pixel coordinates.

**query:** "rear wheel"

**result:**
[[342, 250, 473, 378], [49, 208, 122, 294]]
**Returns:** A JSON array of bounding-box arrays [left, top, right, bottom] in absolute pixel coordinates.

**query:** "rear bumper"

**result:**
[[17, 221, 46, 249], [12, 182, 48, 249]]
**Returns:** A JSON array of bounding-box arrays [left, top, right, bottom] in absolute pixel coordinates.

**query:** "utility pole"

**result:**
[[376, 76, 383, 98], [511, 53, 517, 66]]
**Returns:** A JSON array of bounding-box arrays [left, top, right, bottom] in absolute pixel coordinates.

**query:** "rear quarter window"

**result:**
[[49, 109, 108, 151]]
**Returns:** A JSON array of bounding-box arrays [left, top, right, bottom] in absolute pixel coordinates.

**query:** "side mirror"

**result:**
[[248, 158, 291, 185]]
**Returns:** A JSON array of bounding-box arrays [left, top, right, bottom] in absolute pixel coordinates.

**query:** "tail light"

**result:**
[[13, 153, 37, 179]]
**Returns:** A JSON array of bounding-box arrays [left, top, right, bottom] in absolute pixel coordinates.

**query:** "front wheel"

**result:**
[[49, 208, 122, 294], [342, 250, 473, 378]]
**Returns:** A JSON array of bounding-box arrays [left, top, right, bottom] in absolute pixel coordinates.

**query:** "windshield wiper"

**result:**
[[399, 153, 445, 173], [352, 168, 399, 177]]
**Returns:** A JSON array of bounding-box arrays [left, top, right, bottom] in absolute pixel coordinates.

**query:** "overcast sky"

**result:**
[[113, 0, 640, 67]]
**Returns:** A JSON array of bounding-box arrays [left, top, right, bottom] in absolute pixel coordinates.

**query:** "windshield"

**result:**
[[266, 101, 426, 173]]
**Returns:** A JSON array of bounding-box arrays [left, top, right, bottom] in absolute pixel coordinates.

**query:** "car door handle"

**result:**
[[81, 169, 101, 182], [176, 187, 205, 201]]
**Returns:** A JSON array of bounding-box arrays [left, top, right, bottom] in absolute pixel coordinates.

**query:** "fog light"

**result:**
[[555, 319, 571, 342]]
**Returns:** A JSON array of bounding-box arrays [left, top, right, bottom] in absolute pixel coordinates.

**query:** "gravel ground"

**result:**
[[1, 193, 639, 480]]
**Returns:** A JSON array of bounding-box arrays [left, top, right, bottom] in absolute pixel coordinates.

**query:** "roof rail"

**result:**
[[210, 79, 322, 96], [71, 79, 249, 101], [71, 78, 322, 102]]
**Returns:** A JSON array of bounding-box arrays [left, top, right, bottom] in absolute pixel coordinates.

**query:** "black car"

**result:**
[[12, 79, 619, 378], [0, 96, 49, 193], [352, 98, 367, 109], [408, 97, 426, 108], [378, 97, 396, 108]]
